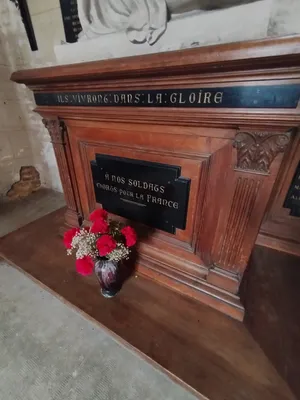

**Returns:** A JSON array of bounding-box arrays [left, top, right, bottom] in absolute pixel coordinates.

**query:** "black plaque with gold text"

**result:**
[[35, 84, 300, 108], [284, 162, 300, 217], [59, 0, 82, 43], [91, 155, 190, 233]]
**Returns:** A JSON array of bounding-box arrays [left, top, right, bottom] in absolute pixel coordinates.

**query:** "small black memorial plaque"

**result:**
[[59, 0, 82, 43], [284, 162, 300, 217], [91, 155, 191, 233]]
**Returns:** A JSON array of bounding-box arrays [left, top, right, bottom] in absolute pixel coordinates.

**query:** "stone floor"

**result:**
[[0, 260, 198, 400], [0, 188, 65, 237]]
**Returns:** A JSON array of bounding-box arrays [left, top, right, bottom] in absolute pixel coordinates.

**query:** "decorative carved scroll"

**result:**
[[233, 131, 291, 173]]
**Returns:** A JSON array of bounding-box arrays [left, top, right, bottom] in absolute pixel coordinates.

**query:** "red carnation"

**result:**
[[90, 218, 109, 234], [90, 209, 108, 222], [121, 226, 137, 247], [63, 227, 79, 249], [96, 235, 117, 257], [76, 256, 94, 276]]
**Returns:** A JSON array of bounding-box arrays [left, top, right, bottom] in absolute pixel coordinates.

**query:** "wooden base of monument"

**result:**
[[11, 36, 300, 321], [0, 208, 296, 400], [137, 258, 244, 320]]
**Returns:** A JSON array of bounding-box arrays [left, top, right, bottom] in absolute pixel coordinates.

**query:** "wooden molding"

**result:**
[[217, 176, 261, 270], [42, 118, 82, 229], [11, 36, 300, 85]]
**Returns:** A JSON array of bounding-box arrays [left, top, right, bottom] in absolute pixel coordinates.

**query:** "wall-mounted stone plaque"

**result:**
[[91, 155, 190, 233], [284, 162, 300, 217], [59, 0, 82, 43]]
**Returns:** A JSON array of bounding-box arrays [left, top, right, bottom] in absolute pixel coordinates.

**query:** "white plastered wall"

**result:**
[[0, 0, 63, 195]]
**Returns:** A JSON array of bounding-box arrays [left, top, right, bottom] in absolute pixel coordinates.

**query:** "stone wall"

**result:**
[[27, 0, 65, 63], [0, 0, 63, 195], [0, 0, 300, 195]]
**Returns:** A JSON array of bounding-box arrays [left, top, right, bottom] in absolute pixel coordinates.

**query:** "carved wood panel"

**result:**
[[67, 121, 231, 261], [199, 129, 291, 289], [42, 118, 82, 229], [257, 132, 300, 256], [217, 177, 261, 270], [57, 118, 293, 318]]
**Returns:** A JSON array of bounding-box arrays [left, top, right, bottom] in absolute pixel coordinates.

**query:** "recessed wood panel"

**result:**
[[67, 122, 228, 281], [257, 133, 300, 256]]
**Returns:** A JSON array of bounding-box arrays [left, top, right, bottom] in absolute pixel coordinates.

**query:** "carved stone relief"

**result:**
[[77, 0, 259, 45]]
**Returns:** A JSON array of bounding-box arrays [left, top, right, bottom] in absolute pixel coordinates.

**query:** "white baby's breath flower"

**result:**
[[71, 229, 98, 260], [107, 243, 130, 262]]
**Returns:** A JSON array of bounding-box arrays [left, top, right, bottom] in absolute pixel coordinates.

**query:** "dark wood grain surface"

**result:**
[[0, 208, 296, 400], [242, 245, 300, 400]]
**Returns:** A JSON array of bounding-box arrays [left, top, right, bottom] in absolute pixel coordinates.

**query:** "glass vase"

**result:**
[[94, 258, 121, 298]]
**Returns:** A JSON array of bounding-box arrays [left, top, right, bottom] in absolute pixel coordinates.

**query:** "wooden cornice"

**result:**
[[10, 36, 300, 129], [11, 35, 300, 86]]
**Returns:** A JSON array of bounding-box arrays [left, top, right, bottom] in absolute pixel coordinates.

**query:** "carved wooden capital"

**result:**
[[233, 131, 291, 173], [42, 118, 66, 144]]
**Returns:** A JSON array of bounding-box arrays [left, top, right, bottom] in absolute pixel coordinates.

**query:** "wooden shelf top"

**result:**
[[11, 36, 300, 85]]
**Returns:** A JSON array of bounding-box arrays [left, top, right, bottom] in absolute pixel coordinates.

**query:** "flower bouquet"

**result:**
[[63, 209, 136, 297]]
